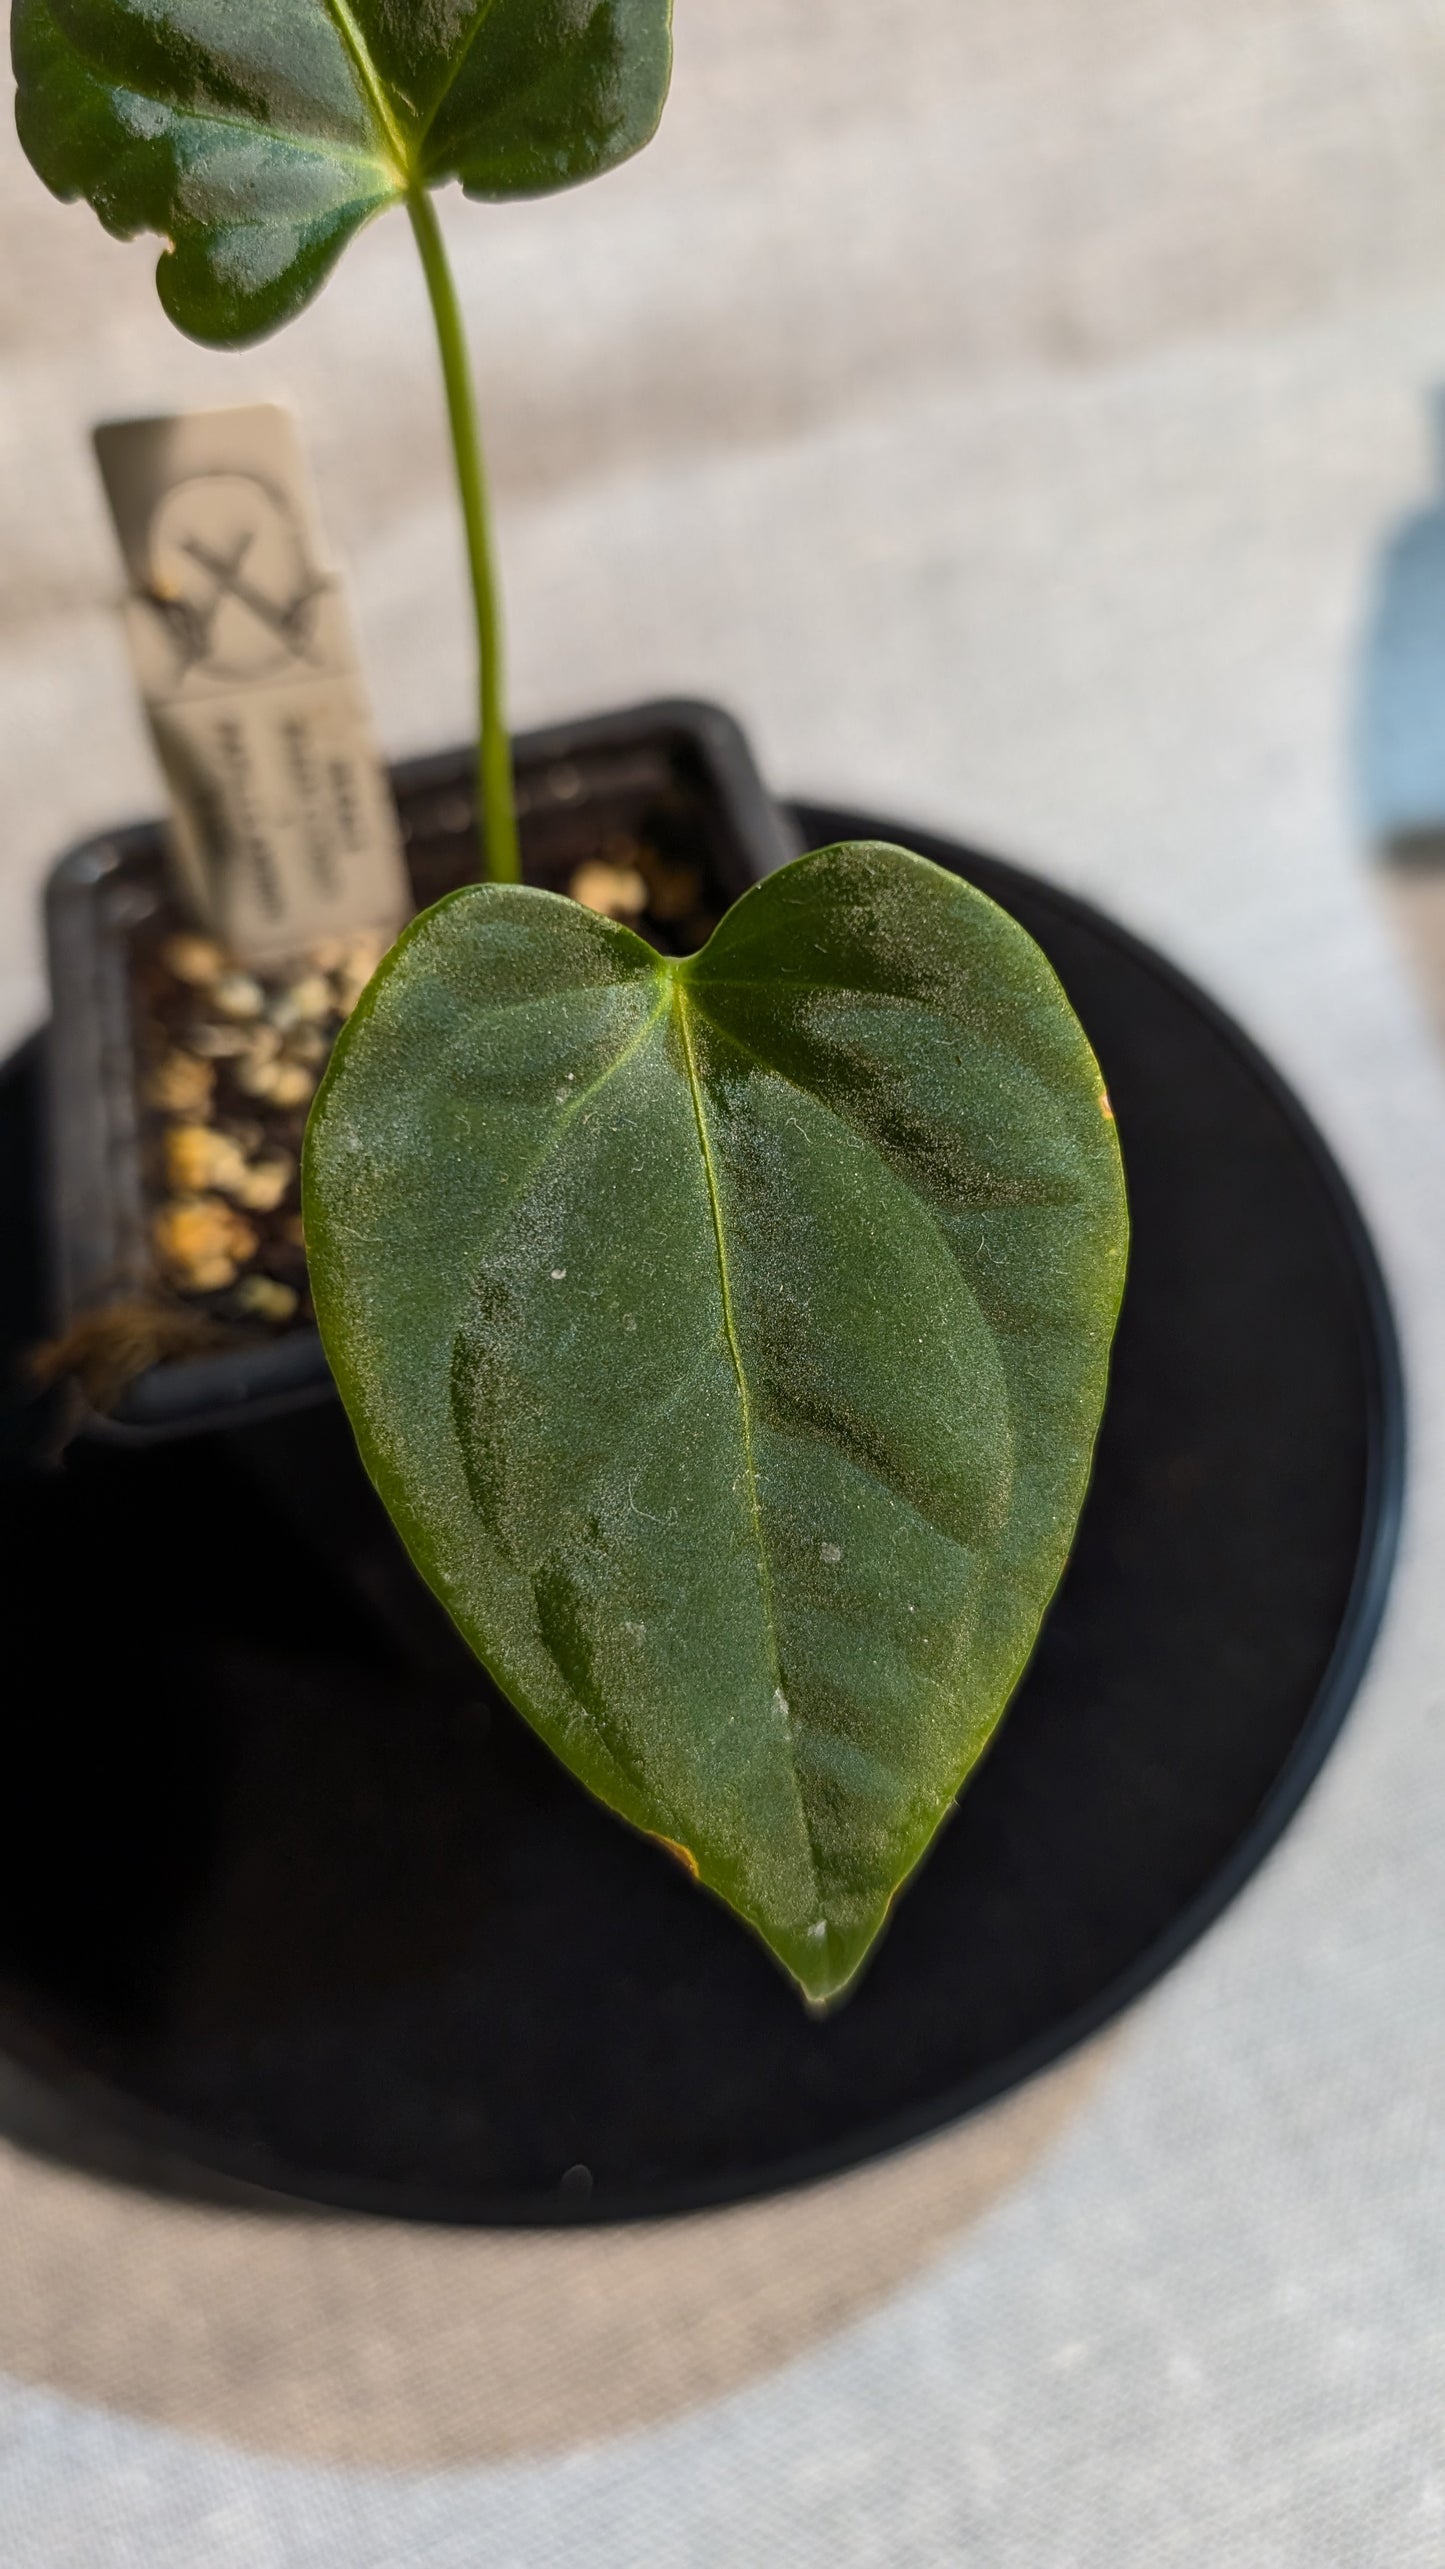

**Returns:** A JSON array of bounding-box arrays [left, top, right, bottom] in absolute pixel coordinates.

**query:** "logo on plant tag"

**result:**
[[95, 404, 409, 966]]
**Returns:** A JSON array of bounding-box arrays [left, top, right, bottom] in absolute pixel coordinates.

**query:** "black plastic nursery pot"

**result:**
[[44, 696, 800, 1440], [0, 722, 1404, 2224]]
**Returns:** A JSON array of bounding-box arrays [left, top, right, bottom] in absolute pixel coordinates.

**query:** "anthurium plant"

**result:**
[[12, 0, 1128, 2005]]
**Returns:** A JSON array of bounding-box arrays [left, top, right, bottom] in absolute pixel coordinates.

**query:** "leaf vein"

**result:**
[[451, 971, 670, 1254], [93, 78, 394, 187], [684, 990, 1077, 1217], [418, 0, 511, 149]]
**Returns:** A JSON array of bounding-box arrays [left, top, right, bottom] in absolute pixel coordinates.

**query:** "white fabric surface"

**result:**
[[3, 2, 1445, 2560]]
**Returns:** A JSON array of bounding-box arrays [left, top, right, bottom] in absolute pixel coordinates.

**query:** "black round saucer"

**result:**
[[0, 806, 1403, 2223]]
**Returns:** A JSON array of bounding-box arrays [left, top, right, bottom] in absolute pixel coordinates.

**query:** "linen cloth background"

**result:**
[[2, 3, 1445, 2561]]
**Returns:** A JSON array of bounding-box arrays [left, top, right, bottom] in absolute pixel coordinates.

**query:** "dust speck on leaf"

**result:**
[[821, 1542, 842, 1565]]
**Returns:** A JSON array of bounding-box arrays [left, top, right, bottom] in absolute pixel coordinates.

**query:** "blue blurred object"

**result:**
[[1359, 390, 1445, 865]]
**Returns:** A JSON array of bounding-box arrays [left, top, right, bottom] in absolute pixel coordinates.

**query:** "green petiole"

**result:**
[[407, 188, 520, 887]]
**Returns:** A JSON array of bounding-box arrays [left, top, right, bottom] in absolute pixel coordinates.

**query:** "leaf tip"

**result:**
[[780, 1914, 883, 2015]]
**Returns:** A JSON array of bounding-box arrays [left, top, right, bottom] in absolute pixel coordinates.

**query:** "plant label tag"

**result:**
[[94, 403, 410, 967]]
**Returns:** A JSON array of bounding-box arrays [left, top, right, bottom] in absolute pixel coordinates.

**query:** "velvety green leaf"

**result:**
[[11, 0, 674, 343], [303, 844, 1128, 2005]]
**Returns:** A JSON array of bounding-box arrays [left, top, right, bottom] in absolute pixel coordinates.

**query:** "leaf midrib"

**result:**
[[671, 979, 825, 1928], [319, 0, 409, 174], [414, 940, 1027, 1951]]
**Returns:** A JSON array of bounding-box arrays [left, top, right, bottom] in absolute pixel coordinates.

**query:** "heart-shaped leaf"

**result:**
[[304, 844, 1128, 2004], [12, 0, 674, 343]]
